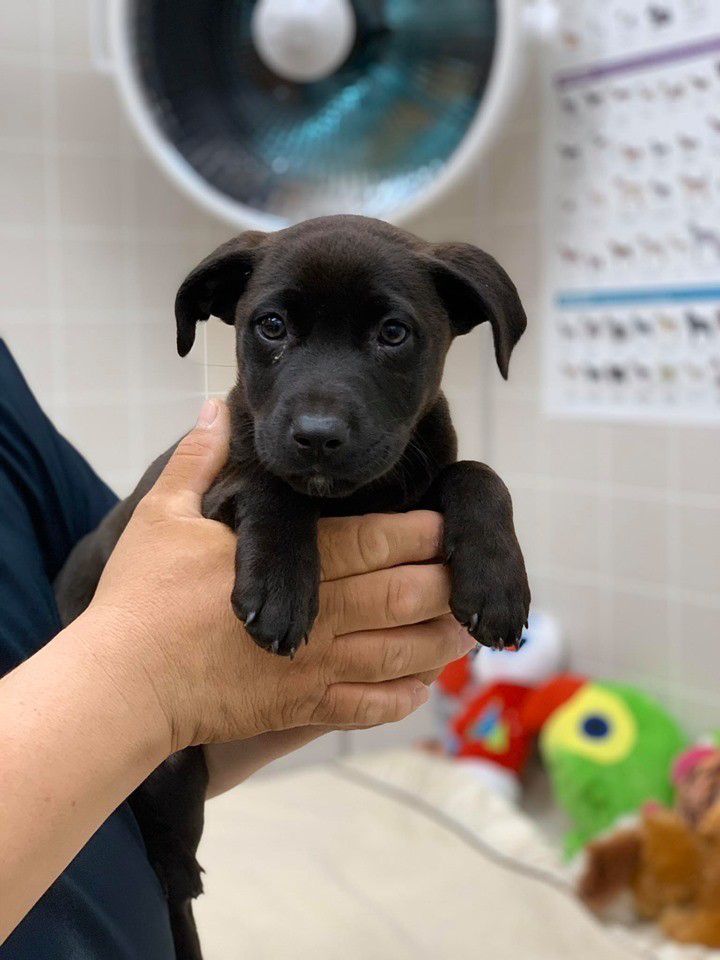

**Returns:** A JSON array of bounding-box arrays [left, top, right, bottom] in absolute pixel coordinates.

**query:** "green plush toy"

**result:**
[[522, 675, 688, 858]]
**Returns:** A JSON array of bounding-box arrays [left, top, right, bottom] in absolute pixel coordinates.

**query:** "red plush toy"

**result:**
[[446, 681, 534, 798], [434, 611, 566, 801]]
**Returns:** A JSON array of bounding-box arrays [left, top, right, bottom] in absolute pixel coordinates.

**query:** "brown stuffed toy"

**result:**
[[579, 748, 720, 947]]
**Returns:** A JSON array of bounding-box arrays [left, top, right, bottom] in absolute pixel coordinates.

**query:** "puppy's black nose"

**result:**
[[291, 414, 348, 457]]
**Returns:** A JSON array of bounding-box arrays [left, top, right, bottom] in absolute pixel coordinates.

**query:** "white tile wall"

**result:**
[[0, 0, 233, 494]]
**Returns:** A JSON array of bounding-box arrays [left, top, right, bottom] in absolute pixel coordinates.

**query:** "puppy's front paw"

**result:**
[[447, 528, 530, 651], [231, 557, 319, 658]]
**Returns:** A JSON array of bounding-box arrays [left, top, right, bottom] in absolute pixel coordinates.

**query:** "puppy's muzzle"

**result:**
[[290, 413, 349, 461]]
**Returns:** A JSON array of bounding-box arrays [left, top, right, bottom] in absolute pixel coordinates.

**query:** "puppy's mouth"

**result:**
[[283, 470, 357, 499], [274, 443, 403, 498]]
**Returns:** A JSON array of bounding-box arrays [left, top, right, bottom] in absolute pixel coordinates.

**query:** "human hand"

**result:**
[[204, 502, 472, 796], [86, 399, 474, 757]]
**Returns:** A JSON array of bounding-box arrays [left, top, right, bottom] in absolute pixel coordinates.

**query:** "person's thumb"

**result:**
[[153, 399, 230, 512]]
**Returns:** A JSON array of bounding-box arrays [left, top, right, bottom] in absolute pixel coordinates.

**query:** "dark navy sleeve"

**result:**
[[0, 340, 175, 960]]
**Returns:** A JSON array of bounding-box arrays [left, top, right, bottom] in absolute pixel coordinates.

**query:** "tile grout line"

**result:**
[[598, 423, 615, 674], [124, 124, 145, 474], [666, 428, 683, 715], [38, 0, 64, 418]]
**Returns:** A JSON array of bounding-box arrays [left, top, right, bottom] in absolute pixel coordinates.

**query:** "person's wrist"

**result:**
[[67, 604, 178, 764]]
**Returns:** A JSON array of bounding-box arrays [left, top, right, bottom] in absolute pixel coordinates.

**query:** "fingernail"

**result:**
[[196, 398, 218, 428], [413, 683, 430, 707]]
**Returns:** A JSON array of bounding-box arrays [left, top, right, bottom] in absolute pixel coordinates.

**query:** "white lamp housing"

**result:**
[[92, 0, 550, 231]]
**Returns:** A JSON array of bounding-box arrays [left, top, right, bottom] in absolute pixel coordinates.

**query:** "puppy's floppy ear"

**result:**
[[426, 242, 527, 379], [174, 231, 267, 357]]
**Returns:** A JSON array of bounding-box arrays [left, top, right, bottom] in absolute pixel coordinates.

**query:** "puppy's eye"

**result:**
[[378, 319, 410, 346], [257, 314, 287, 341]]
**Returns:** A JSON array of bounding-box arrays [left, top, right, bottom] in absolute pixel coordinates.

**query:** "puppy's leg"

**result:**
[[426, 461, 530, 649], [55, 447, 174, 624], [231, 475, 320, 657], [129, 747, 208, 960]]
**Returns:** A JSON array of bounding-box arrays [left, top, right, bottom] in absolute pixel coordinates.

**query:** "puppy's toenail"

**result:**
[[245, 610, 257, 626], [271, 639, 280, 654]]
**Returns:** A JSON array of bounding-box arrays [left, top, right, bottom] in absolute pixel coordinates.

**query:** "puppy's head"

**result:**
[[175, 215, 525, 497]]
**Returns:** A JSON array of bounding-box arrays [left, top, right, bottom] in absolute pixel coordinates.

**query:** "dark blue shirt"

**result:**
[[0, 341, 175, 959]]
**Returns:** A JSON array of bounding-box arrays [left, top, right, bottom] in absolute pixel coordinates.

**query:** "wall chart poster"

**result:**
[[542, 0, 720, 423]]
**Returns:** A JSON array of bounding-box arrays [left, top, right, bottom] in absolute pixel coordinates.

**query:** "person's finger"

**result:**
[[318, 511, 443, 581], [326, 615, 474, 683], [415, 667, 443, 686], [318, 562, 451, 638], [152, 399, 230, 512], [310, 676, 429, 727]]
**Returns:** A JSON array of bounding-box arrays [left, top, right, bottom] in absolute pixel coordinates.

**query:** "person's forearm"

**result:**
[[204, 727, 327, 799], [0, 608, 169, 942]]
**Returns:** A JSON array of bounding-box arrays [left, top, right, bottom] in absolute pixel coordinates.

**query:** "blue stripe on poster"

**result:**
[[555, 285, 720, 309]]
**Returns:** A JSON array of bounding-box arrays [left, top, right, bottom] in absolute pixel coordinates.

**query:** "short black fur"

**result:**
[[55, 215, 531, 959]]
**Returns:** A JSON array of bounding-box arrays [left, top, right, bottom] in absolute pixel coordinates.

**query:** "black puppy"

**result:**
[[55, 214, 530, 959]]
